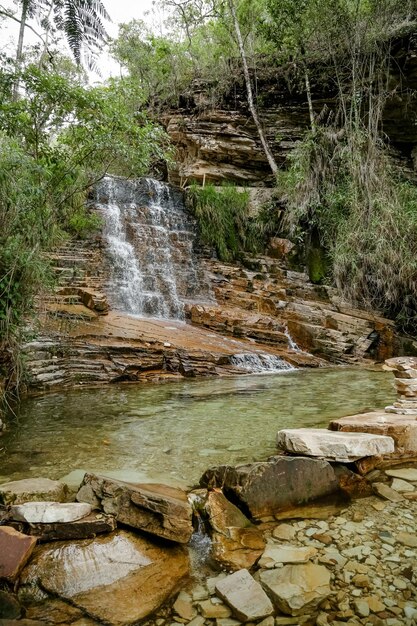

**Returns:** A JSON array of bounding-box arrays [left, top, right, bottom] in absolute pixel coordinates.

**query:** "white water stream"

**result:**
[[96, 175, 295, 373]]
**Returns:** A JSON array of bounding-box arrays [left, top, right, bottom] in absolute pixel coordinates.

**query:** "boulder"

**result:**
[[10, 502, 92, 524], [260, 563, 331, 616], [10, 512, 116, 542], [0, 479, 69, 506], [276, 428, 394, 461], [0, 527, 37, 582], [206, 490, 265, 570], [215, 569, 274, 622], [200, 457, 338, 518], [19, 530, 190, 626], [76, 473, 193, 544]]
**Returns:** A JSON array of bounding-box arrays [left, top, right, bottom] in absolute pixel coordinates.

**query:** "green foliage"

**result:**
[[111, 0, 275, 110], [188, 183, 257, 260], [0, 63, 171, 384], [281, 127, 417, 330]]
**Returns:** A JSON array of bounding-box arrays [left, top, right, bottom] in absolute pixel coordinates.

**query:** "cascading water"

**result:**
[[95, 175, 209, 319], [95, 175, 294, 374], [229, 353, 294, 373]]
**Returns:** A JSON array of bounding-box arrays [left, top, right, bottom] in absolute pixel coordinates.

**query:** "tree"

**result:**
[[226, 0, 278, 175], [0, 0, 110, 98], [0, 63, 171, 395]]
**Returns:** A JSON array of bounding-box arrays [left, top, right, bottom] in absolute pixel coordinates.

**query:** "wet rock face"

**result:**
[[200, 456, 339, 519], [19, 530, 190, 626], [76, 473, 193, 544]]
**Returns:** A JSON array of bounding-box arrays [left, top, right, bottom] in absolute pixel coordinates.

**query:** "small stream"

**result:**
[[1, 368, 395, 488]]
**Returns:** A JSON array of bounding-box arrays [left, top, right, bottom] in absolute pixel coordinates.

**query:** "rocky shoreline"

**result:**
[[1, 358, 417, 626]]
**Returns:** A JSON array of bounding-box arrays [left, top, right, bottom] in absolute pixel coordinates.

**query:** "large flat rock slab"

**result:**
[[77, 473, 193, 543], [200, 457, 338, 519], [0, 527, 37, 582], [0, 479, 69, 506], [20, 530, 190, 626], [329, 412, 417, 451], [277, 428, 395, 461]]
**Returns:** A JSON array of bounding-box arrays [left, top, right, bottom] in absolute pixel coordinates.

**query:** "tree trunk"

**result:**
[[304, 67, 315, 131], [13, 0, 30, 101], [226, 0, 279, 176]]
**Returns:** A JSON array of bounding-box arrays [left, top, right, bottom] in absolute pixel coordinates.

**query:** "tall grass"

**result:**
[[187, 183, 256, 261], [281, 127, 417, 331]]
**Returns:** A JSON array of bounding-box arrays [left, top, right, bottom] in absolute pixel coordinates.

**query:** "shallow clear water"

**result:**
[[1, 368, 395, 488]]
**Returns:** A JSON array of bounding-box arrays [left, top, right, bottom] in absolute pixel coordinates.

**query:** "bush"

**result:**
[[187, 183, 255, 261], [280, 127, 417, 331]]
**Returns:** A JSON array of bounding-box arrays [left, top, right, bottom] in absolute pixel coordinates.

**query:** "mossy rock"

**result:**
[[306, 246, 330, 284]]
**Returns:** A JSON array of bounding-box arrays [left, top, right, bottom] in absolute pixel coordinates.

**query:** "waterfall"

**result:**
[[95, 176, 209, 319], [229, 353, 294, 373]]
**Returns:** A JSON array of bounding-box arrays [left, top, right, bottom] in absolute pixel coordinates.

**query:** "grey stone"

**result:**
[[390, 478, 415, 492], [10, 502, 92, 524], [373, 483, 404, 502], [276, 428, 394, 461], [10, 512, 117, 542], [215, 569, 274, 622], [385, 468, 417, 481], [259, 544, 317, 567], [200, 457, 338, 518]]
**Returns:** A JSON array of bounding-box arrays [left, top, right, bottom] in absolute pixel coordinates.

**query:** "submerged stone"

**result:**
[[76, 473, 193, 543], [19, 530, 190, 626], [200, 457, 338, 518], [0, 591, 22, 619]]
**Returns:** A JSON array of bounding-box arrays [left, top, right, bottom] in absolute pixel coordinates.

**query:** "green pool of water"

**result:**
[[1, 368, 395, 487]]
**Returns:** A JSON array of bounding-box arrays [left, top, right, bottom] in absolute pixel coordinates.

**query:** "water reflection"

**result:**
[[1, 368, 395, 487]]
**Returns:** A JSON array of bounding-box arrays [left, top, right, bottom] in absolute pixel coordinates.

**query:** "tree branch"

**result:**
[[0, 6, 47, 44]]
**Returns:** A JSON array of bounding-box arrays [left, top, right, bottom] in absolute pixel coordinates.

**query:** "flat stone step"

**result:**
[[329, 412, 417, 452], [10, 502, 92, 524], [277, 428, 395, 461]]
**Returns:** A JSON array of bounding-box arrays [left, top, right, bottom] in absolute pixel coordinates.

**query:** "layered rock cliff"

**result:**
[[162, 36, 417, 186]]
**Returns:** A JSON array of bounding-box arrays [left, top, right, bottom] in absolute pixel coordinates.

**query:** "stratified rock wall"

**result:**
[[162, 37, 417, 186]]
